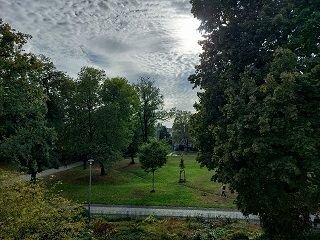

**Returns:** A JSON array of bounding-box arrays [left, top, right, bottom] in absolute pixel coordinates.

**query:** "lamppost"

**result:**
[[88, 159, 94, 224]]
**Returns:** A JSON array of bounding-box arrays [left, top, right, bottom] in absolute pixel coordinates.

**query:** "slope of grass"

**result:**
[[51, 153, 236, 208]]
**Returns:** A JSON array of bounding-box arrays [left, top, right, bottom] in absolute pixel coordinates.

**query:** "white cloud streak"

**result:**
[[0, 0, 201, 116]]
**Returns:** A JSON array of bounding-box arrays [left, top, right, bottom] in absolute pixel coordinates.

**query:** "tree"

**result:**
[[96, 77, 139, 175], [0, 170, 87, 239], [0, 20, 55, 181], [189, 1, 320, 239], [126, 123, 142, 164], [157, 124, 171, 141], [138, 140, 168, 192], [36, 56, 76, 167], [179, 155, 186, 183], [172, 111, 192, 151], [74, 67, 103, 169], [135, 77, 165, 143], [62, 68, 139, 175]]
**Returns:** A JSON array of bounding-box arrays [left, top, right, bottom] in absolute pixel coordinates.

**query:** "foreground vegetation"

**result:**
[[91, 216, 261, 240], [1, 168, 320, 240], [92, 217, 320, 240], [0, 170, 87, 240], [51, 154, 236, 208]]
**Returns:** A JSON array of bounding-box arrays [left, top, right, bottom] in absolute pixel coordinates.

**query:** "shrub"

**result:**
[[0, 170, 87, 239], [230, 232, 249, 240]]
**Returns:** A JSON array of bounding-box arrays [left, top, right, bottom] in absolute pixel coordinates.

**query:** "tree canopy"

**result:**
[[189, 1, 320, 239], [0, 20, 55, 180], [139, 140, 168, 192], [135, 77, 165, 143], [0, 20, 141, 178]]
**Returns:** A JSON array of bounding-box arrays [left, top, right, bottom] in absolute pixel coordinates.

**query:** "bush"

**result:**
[[0, 170, 87, 239], [230, 232, 249, 240]]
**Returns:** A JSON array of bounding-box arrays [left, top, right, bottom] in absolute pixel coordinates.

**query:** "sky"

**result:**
[[0, 0, 203, 125]]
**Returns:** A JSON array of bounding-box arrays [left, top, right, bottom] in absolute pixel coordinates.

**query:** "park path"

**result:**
[[86, 204, 259, 222], [20, 162, 83, 181]]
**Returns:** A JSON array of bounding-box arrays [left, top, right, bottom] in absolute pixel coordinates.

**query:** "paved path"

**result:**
[[86, 204, 259, 222], [20, 162, 83, 180]]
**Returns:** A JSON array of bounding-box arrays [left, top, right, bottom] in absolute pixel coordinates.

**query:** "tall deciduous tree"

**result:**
[[0, 20, 54, 180], [62, 67, 139, 175], [135, 77, 165, 143], [96, 77, 139, 175], [126, 122, 142, 164], [189, 1, 320, 239], [139, 140, 168, 192], [76, 67, 103, 168], [36, 56, 76, 166]]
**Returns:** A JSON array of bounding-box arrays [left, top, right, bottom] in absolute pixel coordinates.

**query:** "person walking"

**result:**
[[221, 184, 226, 197]]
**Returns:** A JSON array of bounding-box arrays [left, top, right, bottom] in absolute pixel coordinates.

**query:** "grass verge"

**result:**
[[50, 153, 236, 208]]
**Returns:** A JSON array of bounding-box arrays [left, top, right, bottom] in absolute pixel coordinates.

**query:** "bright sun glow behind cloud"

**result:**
[[175, 17, 203, 53]]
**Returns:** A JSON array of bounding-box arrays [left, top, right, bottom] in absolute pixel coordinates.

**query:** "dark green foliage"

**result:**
[[126, 125, 142, 164], [135, 77, 165, 142], [67, 69, 139, 174], [139, 140, 168, 172], [158, 124, 171, 141], [230, 233, 249, 240], [95, 76, 139, 173], [189, 1, 320, 239], [0, 20, 55, 179]]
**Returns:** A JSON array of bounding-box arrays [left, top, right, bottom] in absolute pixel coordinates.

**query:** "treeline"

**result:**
[[0, 20, 166, 179]]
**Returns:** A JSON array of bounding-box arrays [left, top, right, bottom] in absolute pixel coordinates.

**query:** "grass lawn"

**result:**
[[50, 153, 237, 208]]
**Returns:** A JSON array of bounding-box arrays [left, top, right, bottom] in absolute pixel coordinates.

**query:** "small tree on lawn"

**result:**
[[139, 140, 168, 192], [179, 156, 186, 183]]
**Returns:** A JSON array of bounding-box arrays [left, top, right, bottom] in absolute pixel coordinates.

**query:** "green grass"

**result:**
[[51, 153, 237, 208]]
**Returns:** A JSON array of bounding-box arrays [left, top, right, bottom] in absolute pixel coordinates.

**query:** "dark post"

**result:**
[[88, 159, 94, 223]]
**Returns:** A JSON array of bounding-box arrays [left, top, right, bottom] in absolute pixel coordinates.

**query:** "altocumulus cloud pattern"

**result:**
[[0, 0, 202, 112]]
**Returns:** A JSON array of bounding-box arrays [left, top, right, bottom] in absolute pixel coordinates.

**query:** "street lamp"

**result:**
[[88, 159, 94, 224]]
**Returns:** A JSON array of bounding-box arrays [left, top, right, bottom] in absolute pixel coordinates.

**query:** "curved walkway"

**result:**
[[19, 162, 83, 180], [86, 204, 259, 222]]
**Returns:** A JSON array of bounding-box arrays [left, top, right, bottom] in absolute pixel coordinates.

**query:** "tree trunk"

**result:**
[[30, 171, 37, 182], [130, 155, 135, 164], [144, 122, 148, 143], [83, 158, 87, 169], [151, 170, 155, 192], [186, 138, 189, 152], [100, 161, 106, 176]]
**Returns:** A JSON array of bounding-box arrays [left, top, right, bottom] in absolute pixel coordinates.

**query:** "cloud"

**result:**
[[170, 0, 193, 13], [0, 0, 202, 122]]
